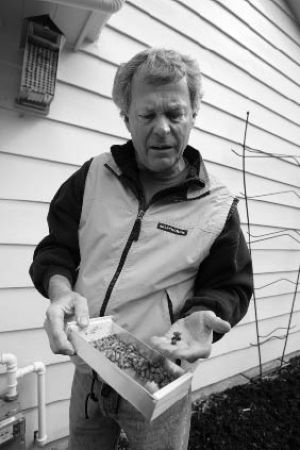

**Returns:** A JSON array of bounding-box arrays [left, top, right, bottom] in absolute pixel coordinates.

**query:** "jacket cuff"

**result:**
[[180, 304, 212, 318], [43, 267, 75, 298]]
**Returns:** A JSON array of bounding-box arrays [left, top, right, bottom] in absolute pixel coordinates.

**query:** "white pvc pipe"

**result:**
[[33, 362, 47, 448], [0, 353, 47, 447], [38, 0, 126, 12], [0, 353, 18, 400]]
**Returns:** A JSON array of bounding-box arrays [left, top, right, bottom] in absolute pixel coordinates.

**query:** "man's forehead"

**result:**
[[133, 64, 184, 82], [132, 78, 189, 101], [132, 70, 188, 91], [141, 99, 187, 111]]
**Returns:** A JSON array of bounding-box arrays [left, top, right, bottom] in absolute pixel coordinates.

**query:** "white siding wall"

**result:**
[[0, 0, 299, 446]]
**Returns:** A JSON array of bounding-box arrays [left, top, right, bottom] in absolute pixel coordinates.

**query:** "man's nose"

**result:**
[[153, 116, 171, 135]]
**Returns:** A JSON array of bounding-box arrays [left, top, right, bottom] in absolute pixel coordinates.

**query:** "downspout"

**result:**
[[0, 353, 47, 447]]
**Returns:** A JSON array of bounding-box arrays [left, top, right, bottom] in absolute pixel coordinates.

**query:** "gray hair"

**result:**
[[112, 48, 203, 118]]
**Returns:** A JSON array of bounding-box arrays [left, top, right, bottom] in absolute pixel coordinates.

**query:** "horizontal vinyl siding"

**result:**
[[0, 0, 299, 446], [108, 2, 300, 117], [241, 292, 300, 323], [0, 288, 48, 331], [135, 0, 300, 101], [0, 329, 69, 367], [0, 200, 49, 245], [210, 312, 300, 358], [89, 25, 300, 126], [216, 0, 300, 61], [0, 108, 125, 165], [253, 270, 300, 296], [0, 64, 127, 138], [247, 0, 300, 45]]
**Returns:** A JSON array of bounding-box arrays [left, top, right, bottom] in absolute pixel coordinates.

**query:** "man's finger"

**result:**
[[44, 317, 75, 355], [151, 341, 211, 363], [209, 315, 231, 334], [73, 295, 89, 328], [173, 344, 211, 362]]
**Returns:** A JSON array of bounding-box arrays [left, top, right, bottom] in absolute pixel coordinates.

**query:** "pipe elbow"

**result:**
[[0, 352, 18, 370], [33, 361, 46, 375], [36, 434, 48, 447], [0, 353, 18, 401]]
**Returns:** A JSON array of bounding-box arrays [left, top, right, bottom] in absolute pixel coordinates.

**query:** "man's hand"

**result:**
[[150, 311, 231, 363], [44, 275, 89, 355]]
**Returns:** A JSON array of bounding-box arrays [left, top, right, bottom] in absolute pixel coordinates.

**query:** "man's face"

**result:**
[[125, 72, 196, 175]]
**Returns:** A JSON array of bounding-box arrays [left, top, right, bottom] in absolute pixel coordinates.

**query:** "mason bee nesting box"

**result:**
[[16, 15, 63, 114], [67, 317, 193, 421]]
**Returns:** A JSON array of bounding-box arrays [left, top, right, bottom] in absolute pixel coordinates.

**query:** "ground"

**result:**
[[189, 355, 300, 450], [117, 356, 300, 450]]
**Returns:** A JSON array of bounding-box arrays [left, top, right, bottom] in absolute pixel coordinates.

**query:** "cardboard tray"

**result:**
[[67, 316, 192, 421]]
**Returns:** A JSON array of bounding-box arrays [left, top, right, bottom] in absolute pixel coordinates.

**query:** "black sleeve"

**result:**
[[180, 203, 253, 341], [29, 159, 93, 298]]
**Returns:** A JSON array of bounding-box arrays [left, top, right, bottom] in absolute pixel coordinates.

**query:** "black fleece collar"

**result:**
[[110, 140, 207, 188]]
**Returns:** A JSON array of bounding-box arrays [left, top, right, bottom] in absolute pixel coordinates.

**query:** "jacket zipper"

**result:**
[[166, 290, 181, 366], [99, 205, 145, 316], [99, 162, 204, 317], [166, 291, 175, 324], [99, 182, 192, 317]]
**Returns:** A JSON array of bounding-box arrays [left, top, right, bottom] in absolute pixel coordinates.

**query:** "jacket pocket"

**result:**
[[165, 281, 195, 324]]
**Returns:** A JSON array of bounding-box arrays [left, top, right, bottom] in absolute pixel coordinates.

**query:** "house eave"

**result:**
[[0, 0, 126, 50], [286, 0, 300, 26]]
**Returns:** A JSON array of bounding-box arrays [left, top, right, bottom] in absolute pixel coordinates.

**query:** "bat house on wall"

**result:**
[[16, 15, 64, 115]]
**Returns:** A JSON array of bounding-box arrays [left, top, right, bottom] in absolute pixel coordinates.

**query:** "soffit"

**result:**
[[0, 0, 119, 49]]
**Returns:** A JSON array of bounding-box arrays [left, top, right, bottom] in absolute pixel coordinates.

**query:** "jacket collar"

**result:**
[[109, 140, 207, 188]]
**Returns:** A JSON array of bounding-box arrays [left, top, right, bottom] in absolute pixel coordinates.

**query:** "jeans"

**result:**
[[68, 369, 191, 450]]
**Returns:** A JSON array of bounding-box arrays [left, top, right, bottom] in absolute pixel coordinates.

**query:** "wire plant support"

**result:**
[[236, 112, 300, 379], [241, 111, 263, 378], [280, 265, 300, 368], [247, 229, 300, 245], [231, 147, 300, 166]]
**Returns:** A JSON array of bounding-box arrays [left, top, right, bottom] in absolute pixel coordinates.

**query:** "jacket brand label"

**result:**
[[157, 222, 188, 236]]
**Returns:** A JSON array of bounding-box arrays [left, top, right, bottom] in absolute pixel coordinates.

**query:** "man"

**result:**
[[30, 48, 253, 450]]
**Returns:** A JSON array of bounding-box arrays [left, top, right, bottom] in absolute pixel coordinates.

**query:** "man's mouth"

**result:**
[[150, 145, 173, 150]]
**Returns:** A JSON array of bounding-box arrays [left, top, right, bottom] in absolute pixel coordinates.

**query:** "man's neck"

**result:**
[[139, 158, 188, 204], [138, 157, 186, 181]]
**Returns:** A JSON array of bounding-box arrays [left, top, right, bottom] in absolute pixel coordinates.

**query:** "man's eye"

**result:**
[[167, 112, 184, 121], [139, 114, 154, 120]]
